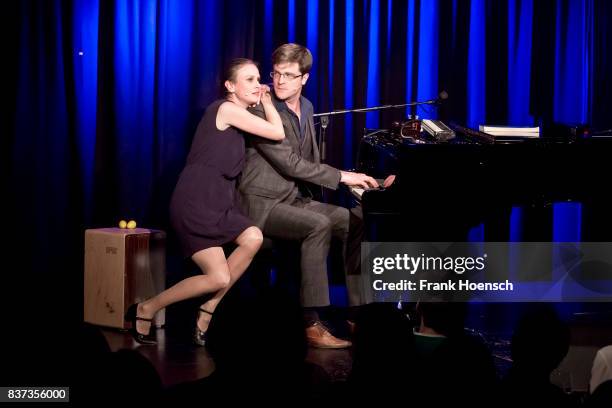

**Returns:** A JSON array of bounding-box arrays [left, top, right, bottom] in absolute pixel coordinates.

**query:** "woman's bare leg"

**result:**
[[196, 226, 263, 331], [134, 247, 230, 335]]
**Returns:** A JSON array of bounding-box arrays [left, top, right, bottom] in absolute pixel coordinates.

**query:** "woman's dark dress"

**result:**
[[170, 99, 253, 257]]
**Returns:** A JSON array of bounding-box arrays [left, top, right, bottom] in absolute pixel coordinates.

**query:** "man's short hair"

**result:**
[[272, 43, 313, 74]]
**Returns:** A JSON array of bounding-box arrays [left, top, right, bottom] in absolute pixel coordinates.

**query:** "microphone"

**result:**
[[424, 90, 448, 105], [437, 90, 448, 102]]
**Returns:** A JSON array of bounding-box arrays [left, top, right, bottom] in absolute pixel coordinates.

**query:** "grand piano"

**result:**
[[349, 123, 612, 242]]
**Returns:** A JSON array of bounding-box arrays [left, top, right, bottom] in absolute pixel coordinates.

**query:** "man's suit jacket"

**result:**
[[238, 96, 341, 228]]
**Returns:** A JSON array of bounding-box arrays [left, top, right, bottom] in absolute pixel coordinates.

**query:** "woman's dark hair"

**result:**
[[222, 58, 257, 94]]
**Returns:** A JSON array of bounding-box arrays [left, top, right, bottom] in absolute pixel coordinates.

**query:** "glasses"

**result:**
[[269, 71, 304, 81]]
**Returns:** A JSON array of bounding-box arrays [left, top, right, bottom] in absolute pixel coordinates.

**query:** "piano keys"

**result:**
[[349, 179, 385, 200]]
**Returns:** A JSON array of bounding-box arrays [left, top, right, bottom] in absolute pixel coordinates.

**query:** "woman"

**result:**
[[125, 58, 284, 345]]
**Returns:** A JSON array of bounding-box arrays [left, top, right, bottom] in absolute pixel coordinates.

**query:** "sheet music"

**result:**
[[479, 125, 540, 138]]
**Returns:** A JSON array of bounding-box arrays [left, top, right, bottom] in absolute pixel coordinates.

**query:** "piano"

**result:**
[[348, 123, 612, 242]]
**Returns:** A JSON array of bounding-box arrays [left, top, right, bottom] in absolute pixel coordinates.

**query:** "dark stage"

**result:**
[[4, 0, 612, 405]]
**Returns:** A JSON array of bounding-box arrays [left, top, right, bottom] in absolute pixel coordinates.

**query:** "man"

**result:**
[[239, 43, 378, 348]]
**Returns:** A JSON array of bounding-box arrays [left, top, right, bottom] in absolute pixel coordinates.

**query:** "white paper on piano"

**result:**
[[479, 125, 540, 138]]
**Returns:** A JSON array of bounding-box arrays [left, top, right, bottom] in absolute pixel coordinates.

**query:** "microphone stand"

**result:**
[[319, 115, 329, 163], [313, 98, 441, 162]]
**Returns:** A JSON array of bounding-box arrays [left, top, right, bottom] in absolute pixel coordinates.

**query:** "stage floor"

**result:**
[[101, 327, 352, 387], [100, 311, 612, 393]]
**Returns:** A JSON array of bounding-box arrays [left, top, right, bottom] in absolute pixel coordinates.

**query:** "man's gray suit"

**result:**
[[238, 95, 363, 307]]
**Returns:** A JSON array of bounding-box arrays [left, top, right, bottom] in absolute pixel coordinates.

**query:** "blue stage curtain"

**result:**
[[6, 0, 612, 272]]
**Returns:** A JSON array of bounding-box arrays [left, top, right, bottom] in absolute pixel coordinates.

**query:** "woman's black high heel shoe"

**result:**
[[194, 308, 213, 347], [125, 303, 157, 345]]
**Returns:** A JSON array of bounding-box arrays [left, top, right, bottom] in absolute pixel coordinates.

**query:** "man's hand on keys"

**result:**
[[340, 171, 379, 189]]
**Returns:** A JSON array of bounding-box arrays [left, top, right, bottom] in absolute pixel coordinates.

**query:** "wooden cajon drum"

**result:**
[[84, 228, 166, 329]]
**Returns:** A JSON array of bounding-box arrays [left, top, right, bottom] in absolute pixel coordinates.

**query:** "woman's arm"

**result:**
[[217, 91, 284, 141]]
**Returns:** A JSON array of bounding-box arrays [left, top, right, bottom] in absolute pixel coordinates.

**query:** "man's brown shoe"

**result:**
[[347, 320, 356, 335], [306, 322, 352, 349]]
